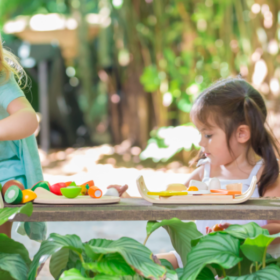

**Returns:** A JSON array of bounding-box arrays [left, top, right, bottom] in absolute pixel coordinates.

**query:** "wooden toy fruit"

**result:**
[[88, 186, 102, 198], [49, 182, 67, 196], [2, 180, 24, 196], [80, 180, 94, 195], [61, 186, 81, 199], [4, 186, 23, 204], [166, 183, 187, 191], [21, 190, 37, 203], [212, 224, 224, 232], [31, 181, 50, 192], [187, 186, 199, 191], [80, 184, 88, 195], [65, 181, 72, 187]]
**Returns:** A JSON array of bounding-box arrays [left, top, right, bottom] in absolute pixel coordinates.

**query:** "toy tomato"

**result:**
[[50, 182, 67, 196]]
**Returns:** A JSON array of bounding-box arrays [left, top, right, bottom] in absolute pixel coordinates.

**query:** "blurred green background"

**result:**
[[1, 0, 280, 166]]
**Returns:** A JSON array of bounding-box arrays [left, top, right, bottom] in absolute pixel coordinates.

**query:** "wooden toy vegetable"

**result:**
[[21, 190, 37, 203], [31, 181, 50, 192], [82, 180, 94, 187], [49, 182, 67, 196], [80, 180, 94, 195], [2, 180, 24, 196], [88, 186, 102, 198], [4, 186, 23, 204]]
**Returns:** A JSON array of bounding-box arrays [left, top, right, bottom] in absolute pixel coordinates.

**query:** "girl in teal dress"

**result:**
[[0, 36, 43, 237]]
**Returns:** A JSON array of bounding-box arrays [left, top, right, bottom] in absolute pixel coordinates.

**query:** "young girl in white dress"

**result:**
[[109, 77, 280, 269]]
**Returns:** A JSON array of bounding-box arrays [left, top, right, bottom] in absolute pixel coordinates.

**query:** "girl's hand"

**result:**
[[206, 223, 231, 234], [107, 184, 129, 197]]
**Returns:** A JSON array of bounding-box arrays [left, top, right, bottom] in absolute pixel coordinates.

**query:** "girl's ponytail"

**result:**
[[244, 96, 280, 196]]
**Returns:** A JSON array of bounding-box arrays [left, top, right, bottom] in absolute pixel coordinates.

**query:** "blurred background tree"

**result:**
[[1, 0, 280, 164]]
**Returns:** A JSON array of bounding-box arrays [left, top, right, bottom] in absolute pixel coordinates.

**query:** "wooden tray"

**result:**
[[33, 188, 120, 205], [137, 176, 257, 204]]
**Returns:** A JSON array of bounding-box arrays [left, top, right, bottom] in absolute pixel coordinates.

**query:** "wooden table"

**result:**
[[11, 198, 280, 222]]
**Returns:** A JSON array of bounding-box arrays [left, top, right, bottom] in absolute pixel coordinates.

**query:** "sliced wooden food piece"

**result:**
[[31, 181, 50, 192], [2, 180, 24, 196], [21, 190, 37, 203], [4, 186, 23, 204], [88, 186, 102, 198]]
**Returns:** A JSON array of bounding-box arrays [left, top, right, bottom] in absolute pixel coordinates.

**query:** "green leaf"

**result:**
[[227, 264, 280, 279], [24, 221, 47, 241], [182, 233, 242, 280], [50, 248, 70, 279], [94, 275, 120, 280], [159, 259, 174, 271], [165, 269, 178, 280], [225, 222, 269, 240], [240, 233, 280, 263], [84, 237, 166, 279], [175, 268, 183, 279], [86, 239, 113, 261], [28, 233, 84, 280], [83, 253, 135, 276], [140, 65, 160, 92], [147, 219, 202, 266], [59, 268, 93, 280], [0, 253, 28, 280], [0, 233, 31, 265], [224, 251, 252, 276], [0, 203, 33, 226], [196, 267, 215, 280]]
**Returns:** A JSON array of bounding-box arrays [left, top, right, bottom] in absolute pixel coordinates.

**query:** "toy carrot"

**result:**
[[88, 186, 102, 199]]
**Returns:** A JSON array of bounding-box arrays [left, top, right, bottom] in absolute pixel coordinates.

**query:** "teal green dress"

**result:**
[[0, 72, 46, 241]]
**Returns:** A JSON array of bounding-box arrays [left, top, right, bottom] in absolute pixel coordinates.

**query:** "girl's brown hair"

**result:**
[[191, 77, 280, 196], [0, 35, 27, 87]]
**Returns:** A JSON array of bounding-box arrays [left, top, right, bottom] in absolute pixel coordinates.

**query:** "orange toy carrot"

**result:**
[[81, 180, 94, 187], [65, 181, 72, 187], [88, 186, 102, 198]]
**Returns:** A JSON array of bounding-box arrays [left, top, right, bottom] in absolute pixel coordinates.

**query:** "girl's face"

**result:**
[[194, 118, 241, 166]]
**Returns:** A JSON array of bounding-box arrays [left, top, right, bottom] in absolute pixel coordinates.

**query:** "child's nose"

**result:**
[[199, 137, 204, 147]]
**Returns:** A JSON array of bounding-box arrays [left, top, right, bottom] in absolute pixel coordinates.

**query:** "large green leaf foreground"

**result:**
[[28, 233, 167, 280], [181, 222, 280, 280], [0, 202, 33, 226]]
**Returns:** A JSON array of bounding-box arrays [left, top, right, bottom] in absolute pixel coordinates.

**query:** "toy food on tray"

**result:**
[[148, 178, 242, 198], [1, 179, 103, 205]]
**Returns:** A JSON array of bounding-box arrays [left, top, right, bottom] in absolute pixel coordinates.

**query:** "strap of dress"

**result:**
[[197, 158, 211, 179]]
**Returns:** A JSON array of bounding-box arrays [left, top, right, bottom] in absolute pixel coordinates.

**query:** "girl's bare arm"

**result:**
[[0, 97, 38, 140]]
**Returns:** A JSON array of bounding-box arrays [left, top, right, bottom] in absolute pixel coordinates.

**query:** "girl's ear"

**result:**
[[236, 125, 251, 143]]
